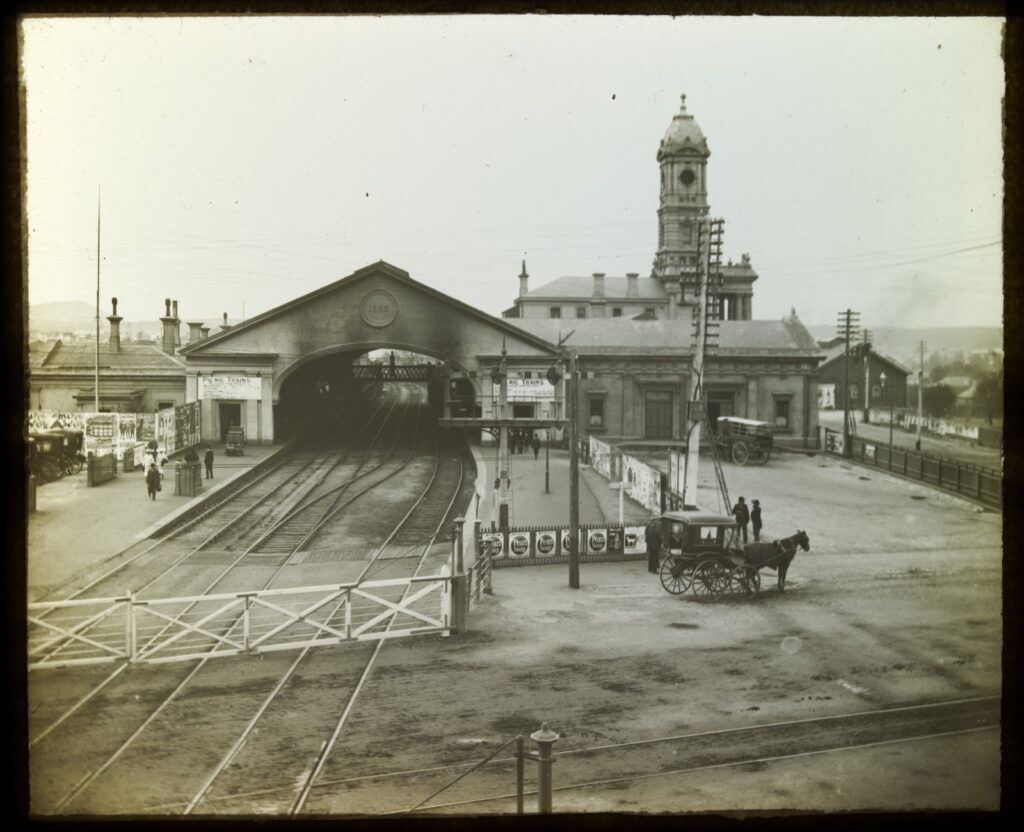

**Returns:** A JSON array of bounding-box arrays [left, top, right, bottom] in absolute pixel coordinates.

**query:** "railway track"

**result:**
[[30, 384, 475, 816]]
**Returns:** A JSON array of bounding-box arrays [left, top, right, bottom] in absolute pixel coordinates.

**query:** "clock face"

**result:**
[[679, 168, 696, 186]]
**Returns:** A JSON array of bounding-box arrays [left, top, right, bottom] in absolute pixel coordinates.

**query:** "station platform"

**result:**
[[27, 442, 285, 603], [469, 437, 653, 530]]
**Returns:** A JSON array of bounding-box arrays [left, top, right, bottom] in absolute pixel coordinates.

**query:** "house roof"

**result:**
[[817, 345, 911, 375], [505, 313, 822, 357], [518, 268, 757, 302], [936, 375, 973, 391], [33, 340, 187, 372]]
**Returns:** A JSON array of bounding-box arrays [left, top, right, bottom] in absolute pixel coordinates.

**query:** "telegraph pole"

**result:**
[[567, 348, 580, 589], [94, 186, 101, 414], [916, 340, 925, 450], [495, 341, 510, 531], [682, 218, 723, 508], [836, 309, 860, 458], [862, 328, 871, 423]]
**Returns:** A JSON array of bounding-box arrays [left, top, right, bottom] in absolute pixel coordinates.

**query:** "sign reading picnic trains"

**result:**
[[198, 375, 263, 400], [506, 378, 556, 401]]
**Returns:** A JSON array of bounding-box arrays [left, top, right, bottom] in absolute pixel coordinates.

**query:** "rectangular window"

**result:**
[[774, 398, 790, 428], [512, 403, 535, 419], [157, 401, 174, 411], [589, 397, 604, 427], [612, 307, 622, 317], [523, 371, 532, 380], [576, 307, 587, 319], [644, 307, 656, 318], [549, 307, 561, 319]]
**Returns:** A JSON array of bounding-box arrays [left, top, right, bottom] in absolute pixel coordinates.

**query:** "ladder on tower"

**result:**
[[702, 406, 740, 549]]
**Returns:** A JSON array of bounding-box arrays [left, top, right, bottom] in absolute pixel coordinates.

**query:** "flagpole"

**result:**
[[95, 186, 101, 414]]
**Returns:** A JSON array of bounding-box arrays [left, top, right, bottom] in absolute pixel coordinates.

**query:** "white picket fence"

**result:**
[[28, 573, 452, 670]]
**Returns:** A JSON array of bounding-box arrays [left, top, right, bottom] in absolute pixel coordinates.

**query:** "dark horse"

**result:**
[[739, 530, 810, 591]]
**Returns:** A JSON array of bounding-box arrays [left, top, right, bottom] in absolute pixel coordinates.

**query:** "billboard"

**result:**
[[506, 378, 556, 401], [199, 375, 263, 400]]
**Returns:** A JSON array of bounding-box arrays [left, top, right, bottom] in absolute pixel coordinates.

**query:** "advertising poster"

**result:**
[[606, 528, 624, 555], [534, 531, 558, 557], [587, 528, 608, 555], [508, 531, 531, 559], [864, 444, 876, 461], [669, 449, 685, 497], [481, 532, 506, 559], [623, 526, 646, 555], [560, 529, 575, 556]]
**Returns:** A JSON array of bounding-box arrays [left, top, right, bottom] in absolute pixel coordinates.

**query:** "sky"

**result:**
[[22, 15, 1004, 330]]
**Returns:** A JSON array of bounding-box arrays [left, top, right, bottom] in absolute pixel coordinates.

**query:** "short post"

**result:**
[[28, 474, 36, 513], [474, 519, 482, 558], [484, 549, 493, 595], [453, 517, 465, 575], [531, 723, 559, 814], [516, 733, 524, 811], [174, 461, 184, 496], [451, 523, 468, 632], [125, 590, 137, 661], [956, 460, 961, 493]]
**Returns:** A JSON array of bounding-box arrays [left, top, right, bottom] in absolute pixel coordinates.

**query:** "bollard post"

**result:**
[[174, 461, 184, 496], [484, 550, 493, 595], [125, 590, 137, 662], [530, 722, 560, 814], [453, 517, 465, 575], [28, 474, 36, 513], [516, 735, 525, 814], [474, 519, 482, 558]]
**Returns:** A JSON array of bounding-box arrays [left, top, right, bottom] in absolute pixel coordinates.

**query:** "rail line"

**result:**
[[37, 386, 474, 815]]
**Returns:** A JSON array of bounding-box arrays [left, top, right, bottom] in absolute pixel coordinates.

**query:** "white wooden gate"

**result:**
[[28, 573, 452, 670]]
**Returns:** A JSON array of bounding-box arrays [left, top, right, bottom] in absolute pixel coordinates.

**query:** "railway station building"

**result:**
[[28, 96, 823, 450]]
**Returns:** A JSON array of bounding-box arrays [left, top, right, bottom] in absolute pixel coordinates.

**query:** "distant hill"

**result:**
[[805, 325, 1002, 367], [28, 302, 237, 340]]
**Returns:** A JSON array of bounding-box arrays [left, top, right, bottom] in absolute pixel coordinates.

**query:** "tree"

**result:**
[[974, 374, 1003, 424], [923, 384, 957, 418]]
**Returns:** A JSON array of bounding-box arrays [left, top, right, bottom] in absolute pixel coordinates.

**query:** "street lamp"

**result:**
[[880, 371, 894, 469]]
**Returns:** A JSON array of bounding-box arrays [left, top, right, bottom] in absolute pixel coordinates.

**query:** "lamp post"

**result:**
[[881, 371, 894, 469], [544, 426, 550, 494]]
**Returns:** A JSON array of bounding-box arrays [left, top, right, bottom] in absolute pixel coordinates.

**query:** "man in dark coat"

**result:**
[[732, 496, 750, 544], [146, 463, 161, 500], [751, 499, 763, 541], [644, 520, 662, 574], [204, 447, 215, 479], [531, 434, 541, 460]]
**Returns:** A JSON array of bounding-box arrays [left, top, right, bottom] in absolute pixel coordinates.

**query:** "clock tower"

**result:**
[[652, 95, 710, 302]]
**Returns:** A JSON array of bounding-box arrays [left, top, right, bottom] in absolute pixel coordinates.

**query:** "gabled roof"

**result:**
[[506, 314, 823, 357], [33, 340, 187, 372], [817, 345, 910, 375], [518, 268, 758, 303], [180, 260, 562, 358]]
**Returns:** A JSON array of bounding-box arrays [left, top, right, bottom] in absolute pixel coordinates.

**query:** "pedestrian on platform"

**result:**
[[531, 433, 541, 460], [732, 496, 750, 544], [751, 499, 763, 542], [146, 463, 161, 500], [644, 519, 662, 574], [204, 446, 214, 479], [184, 447, 199, 463]]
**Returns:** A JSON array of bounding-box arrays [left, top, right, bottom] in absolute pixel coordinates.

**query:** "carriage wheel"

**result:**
[[659, 556, 694, 595], [692, 560, 728, 599], [731, 441, 750, 465], [758, 447, 771, 465], [730, 566, 761, 596], [36, 459, 61, 483]]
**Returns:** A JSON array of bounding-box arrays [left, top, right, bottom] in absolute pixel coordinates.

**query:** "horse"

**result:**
[[738, 530, 810, 592]]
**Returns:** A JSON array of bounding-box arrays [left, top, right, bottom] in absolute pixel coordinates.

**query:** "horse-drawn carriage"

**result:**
[[28, 429, 86, 483], [714, 416, 773, 466], [657, 508, 809, 599]]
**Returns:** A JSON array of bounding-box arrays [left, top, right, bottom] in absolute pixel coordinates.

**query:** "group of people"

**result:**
[[145, 445, 216, 500], [731, 496, 763, 543], [642, 498, 766, 574], [509, 429, 542, 460]]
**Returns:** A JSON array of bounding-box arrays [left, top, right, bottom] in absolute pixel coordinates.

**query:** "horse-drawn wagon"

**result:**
[[714, 416, 773, 465], [657, 508, 809, 599]]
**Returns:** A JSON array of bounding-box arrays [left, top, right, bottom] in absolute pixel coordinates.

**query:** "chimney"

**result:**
[[518, 260, 529, 298], [220, 312, 232, 332], [200, 325, 211, 340], [107, 297, 123, 352], [172, 300, 181, 346], [592, 272, 606, 297], [160, 297, 177, 354], [187, 321, 205, 344], [626, 273, 639, 298]]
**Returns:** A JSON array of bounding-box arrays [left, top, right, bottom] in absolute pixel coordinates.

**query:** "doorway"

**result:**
[[644, 391, 673, 439], [219, 402, 242, 441], [706, 392, 736, 434]]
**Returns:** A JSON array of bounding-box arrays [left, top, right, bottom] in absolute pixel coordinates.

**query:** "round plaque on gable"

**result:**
[[359, 289, 398, 328]]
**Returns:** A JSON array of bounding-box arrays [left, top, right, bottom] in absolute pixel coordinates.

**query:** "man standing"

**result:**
[[204, 446, 215, 479], [531, 433, 541, 460], [146, 463, 161, 500], [644, 519, 662, 574], [732, 496, 750, 544], [751, 499, 763, 542]]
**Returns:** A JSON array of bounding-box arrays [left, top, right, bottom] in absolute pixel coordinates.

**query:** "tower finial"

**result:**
[[680, 93, 687, 113]]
